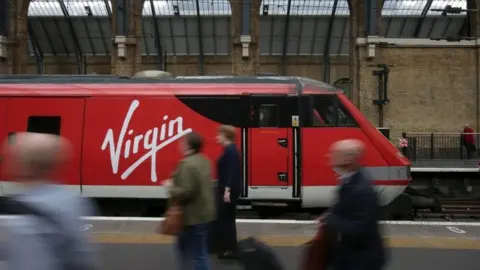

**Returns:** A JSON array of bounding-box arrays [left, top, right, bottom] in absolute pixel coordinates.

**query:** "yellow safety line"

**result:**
[[90, 233, 480, 250]]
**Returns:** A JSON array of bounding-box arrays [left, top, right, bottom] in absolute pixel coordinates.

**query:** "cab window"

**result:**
[[308, 95, 357, 127]]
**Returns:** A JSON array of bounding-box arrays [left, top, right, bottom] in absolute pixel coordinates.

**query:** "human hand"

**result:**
[[163, 179, 172, 188], [223, 190, 231, 203]]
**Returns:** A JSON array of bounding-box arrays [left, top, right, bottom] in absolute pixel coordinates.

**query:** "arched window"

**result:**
[[333, 78, 352, 99]]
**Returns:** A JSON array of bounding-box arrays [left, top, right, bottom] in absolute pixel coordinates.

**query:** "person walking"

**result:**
[[3, 132, 97, 270], [166, 132, 215, 270]]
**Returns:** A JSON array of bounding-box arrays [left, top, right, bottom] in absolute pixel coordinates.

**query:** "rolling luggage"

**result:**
[[237, 237, 284, 270]]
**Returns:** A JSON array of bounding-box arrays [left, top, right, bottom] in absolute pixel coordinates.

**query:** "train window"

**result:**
[[309, 95, 357, 127], [259, 104, 279, 127], [27, 116, 61, 135], [177, 95, 246, 127]]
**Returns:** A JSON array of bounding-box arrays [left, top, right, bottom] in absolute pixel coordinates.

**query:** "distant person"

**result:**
[[165, 132, 215, 270], [462, 124, 476, 159], [398, 132, 409, 157], [2, 132, 97, 270], [319, 139, 386, 270], [211, 125, 241, 259]]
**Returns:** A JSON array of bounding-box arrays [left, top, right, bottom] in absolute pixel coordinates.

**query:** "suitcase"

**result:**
[[300, 225, 335, 270], [237, 237, 283, 270]]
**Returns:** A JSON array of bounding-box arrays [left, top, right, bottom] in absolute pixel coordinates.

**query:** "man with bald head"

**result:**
[[3, 132, 97, 270], [320, 139, 386, 270]]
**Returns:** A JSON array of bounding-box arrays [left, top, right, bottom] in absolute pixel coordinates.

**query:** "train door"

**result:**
[[0, 98, 7, 195], [3, 98, 85, 195], [247, 95, 294, 200]]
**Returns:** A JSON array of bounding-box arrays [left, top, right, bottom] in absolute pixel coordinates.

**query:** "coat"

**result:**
[[323, 170, 387, 270], [169, 153, 215, 227], [216, 143, 242, 202]]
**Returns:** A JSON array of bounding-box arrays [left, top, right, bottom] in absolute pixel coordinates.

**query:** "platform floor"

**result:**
[[0, 218, 479, 269], [4, 218, 473, 249]]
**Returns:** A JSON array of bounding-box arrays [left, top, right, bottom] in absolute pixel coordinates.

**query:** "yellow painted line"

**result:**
[[91, 233, 480, 250]]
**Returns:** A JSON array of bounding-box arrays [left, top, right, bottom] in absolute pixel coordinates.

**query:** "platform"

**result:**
[[0, 218, 478, 270], [2, 217, 477, 249], [411, 159, 479, 172]]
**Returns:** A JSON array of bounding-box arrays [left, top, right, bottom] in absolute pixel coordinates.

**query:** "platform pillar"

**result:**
[[229, 0, 261, 75], [111, 0, 144, 77], [0, 0, 30, 74]]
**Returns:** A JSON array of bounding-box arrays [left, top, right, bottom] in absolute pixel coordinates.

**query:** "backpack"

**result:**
[[3, 197, 94, 270]]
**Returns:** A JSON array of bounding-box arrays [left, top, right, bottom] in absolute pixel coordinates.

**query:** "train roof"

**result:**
[[0, 75, 341, 96]]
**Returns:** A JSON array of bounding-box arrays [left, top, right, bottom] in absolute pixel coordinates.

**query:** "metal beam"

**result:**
[[413, 0, 434, 38], [296, 17, 304, 55], [28, 22, 44, 74], [195, 0, 204, 75], [0, 0, 7, 36], [141, 19, 150, 56], [81, 17, 96, 55], [280, 0, 292, 76], [337, 17, 347, 55], [365, 0, 378, 36], [115, 0, 128, 36], [310, 16, 320, 54], [323, 0, 339, 83], [183, 18, 190, 55], [268, 17, 275, 56], [53, 18, 69, 56], [149, 0, 164, 70], [212, 17, 217, 55], [39, 19, 57, 56], [58, 0, 83, 73], [104, 0, 112, 21], [168, 17, 176, 55], [95, 17, 109, 55]]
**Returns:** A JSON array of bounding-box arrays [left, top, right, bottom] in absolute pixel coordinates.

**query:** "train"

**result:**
[[0, 72, 412, 216]]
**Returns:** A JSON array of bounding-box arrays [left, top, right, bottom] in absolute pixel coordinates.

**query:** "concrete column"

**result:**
[[111, 0, 144, 77], [0, 0, 30, 74], [230, 0, 261, 75]]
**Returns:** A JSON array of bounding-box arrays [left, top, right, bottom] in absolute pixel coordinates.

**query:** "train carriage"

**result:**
[[0, 74, 411, 211]]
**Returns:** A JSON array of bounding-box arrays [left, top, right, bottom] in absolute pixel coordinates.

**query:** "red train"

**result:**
[[0, 74, 411, 209]]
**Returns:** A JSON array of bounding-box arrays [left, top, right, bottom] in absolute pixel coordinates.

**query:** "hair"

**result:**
[[218, 125, 236, 142], [184, 132, 204, 153]]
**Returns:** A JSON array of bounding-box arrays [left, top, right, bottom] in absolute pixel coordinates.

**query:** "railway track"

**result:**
[[415, 197, 480, 221]]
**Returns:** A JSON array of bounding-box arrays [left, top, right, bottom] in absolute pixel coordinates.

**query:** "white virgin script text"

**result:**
[[101, 100, 192, 182]]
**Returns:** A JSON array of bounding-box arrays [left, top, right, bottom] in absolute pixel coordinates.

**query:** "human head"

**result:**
[[328, 139, 364, 173], [2, 132, 72, 184], [181, 131, 204, 156], [216, 125, 236, 145]]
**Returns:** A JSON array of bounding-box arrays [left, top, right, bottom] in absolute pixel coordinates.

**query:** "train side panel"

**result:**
[[81, 96, 240, 198], [301, 128, 389, 207], [0, 97, 85, 195]]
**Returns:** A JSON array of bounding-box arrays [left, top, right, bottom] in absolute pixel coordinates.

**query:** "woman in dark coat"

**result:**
[[212, 125, 241, 259]]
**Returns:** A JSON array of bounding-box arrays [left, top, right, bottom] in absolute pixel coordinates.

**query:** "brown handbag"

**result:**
[[300, 224, 335, 270], [158, 202, 183, 235]]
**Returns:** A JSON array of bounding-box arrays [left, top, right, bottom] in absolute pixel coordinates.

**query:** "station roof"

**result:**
[[26, 0, 468, 58]]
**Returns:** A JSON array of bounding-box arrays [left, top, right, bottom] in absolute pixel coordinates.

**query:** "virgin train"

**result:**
[[0, 73, 411, 211]]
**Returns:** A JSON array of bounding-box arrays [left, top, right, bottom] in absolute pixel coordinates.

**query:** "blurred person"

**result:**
[[165, 132, 215, 270], [462, 124, 476, 159], [2, 132, 97, 270], [319, 139, 386, 270], [212, 125, 241, 260]]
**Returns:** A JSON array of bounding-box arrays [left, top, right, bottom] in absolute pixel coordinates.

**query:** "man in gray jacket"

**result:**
[[3, 132, 97, 270]]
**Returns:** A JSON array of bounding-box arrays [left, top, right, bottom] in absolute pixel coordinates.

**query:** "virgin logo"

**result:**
[[101, 100, 192, 182]]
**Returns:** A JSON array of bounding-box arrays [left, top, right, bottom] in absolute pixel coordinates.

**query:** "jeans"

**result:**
[[177, 223, 211, 270]]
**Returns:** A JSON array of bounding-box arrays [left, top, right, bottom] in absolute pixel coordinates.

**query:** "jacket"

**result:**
[[216, 143, 241, 201], [323, 169, 387, 270], [169, 153, 215, 226], [5, 185, 97, 270]]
